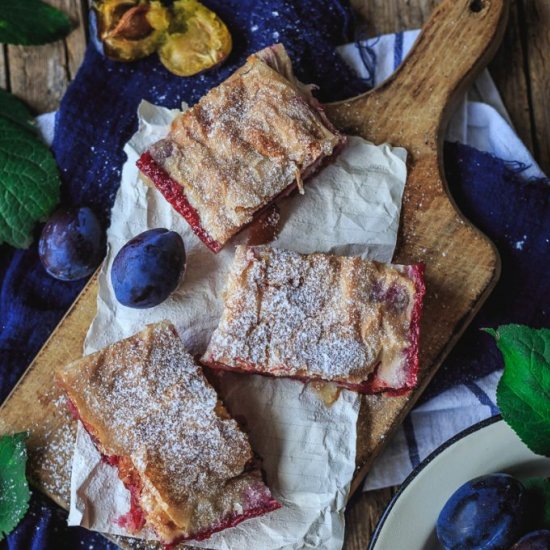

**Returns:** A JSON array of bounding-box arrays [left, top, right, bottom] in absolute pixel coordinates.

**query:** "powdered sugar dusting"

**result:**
[[203, 246, 422, 390], [58, 322, 277, 542]]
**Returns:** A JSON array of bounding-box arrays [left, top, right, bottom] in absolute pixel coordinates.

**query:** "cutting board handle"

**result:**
[[379, 0, 510, 135], [331, 0, 510, 146]]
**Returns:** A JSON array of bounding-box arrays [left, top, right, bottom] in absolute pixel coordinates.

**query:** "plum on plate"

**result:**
[[512, 530, 550, 549], [436, 473, 526, 550], [39, 207, 105, 281], [111, 228, 185, 309]]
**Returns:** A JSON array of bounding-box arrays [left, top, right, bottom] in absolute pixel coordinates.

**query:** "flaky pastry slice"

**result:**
[[56, 321, 280, 544], [137, 43, 346, 252], [202, 246, 425, 394]]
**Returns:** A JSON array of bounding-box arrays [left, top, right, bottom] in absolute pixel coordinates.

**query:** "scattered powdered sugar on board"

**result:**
[[24, 387, 77, 504], [34, 417, 76, 502]]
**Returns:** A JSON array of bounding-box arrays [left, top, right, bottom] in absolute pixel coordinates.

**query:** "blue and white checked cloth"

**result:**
[[338, 30, 546, 491]]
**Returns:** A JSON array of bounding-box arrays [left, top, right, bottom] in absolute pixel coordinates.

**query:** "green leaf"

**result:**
[[0, 0, 71, 46], [524, 477, 550, 530], [0, 433, 30, 541], [0, 115, 60, 248], [489, 324, 550, 456], [0, 88, 35, 133]]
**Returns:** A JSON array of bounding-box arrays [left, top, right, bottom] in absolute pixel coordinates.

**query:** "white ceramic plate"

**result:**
[[369, 416, 550, 550]]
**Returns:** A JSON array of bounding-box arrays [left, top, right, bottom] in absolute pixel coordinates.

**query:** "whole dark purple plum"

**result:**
[[39, 207, 105, 281], [111, 228, 185, 309], [436, 473, 527, 550], [511, 530, 550, 549]]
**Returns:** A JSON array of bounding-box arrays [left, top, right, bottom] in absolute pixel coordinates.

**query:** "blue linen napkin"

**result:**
[[1, 3, 549, 549]]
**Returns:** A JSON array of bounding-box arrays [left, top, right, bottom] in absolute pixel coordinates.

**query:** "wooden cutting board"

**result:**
[[0, 0, 508, 546]]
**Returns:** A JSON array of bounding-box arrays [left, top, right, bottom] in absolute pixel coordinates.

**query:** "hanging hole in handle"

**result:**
[[469, 0, 484, 12]]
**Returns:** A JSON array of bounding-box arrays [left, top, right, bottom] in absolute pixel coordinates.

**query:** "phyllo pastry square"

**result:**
[[202, 246, 425, 394], [137, 43, 346, 253], [56, 321, 280, 544]]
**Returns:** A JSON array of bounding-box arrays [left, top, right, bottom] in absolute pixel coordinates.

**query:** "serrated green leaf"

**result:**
[[0, 0, 71, 46], [0, 115, 60, 248], [490, 324, 550, 456], [524, 477, 550, 530], [0, 88, 35, 133], [0, 433, 30, 541]]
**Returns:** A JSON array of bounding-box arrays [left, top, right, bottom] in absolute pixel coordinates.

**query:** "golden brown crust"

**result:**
[[56, 321, 279, 543], [146, 44, 345, 247], [202, 246, 425, 393]]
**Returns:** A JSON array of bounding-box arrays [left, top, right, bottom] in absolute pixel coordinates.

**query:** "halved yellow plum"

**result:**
[[158, 0, 232, 77], [94, 0, 169, 61]]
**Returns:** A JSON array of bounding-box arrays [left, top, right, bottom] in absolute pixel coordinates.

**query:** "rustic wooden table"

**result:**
[[1, 1, 547, 548]]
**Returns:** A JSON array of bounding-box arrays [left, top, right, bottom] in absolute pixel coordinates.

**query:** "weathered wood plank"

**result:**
[[351, 0, 439, 36], [0, 45, 8, 90], [344, 488, 398, 550], [489, 1, 535, 158], [65, 0, 88, 79], [7, 41, 67, 112], [521, 0, 550, 174], [7, 0, 87, 113]]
